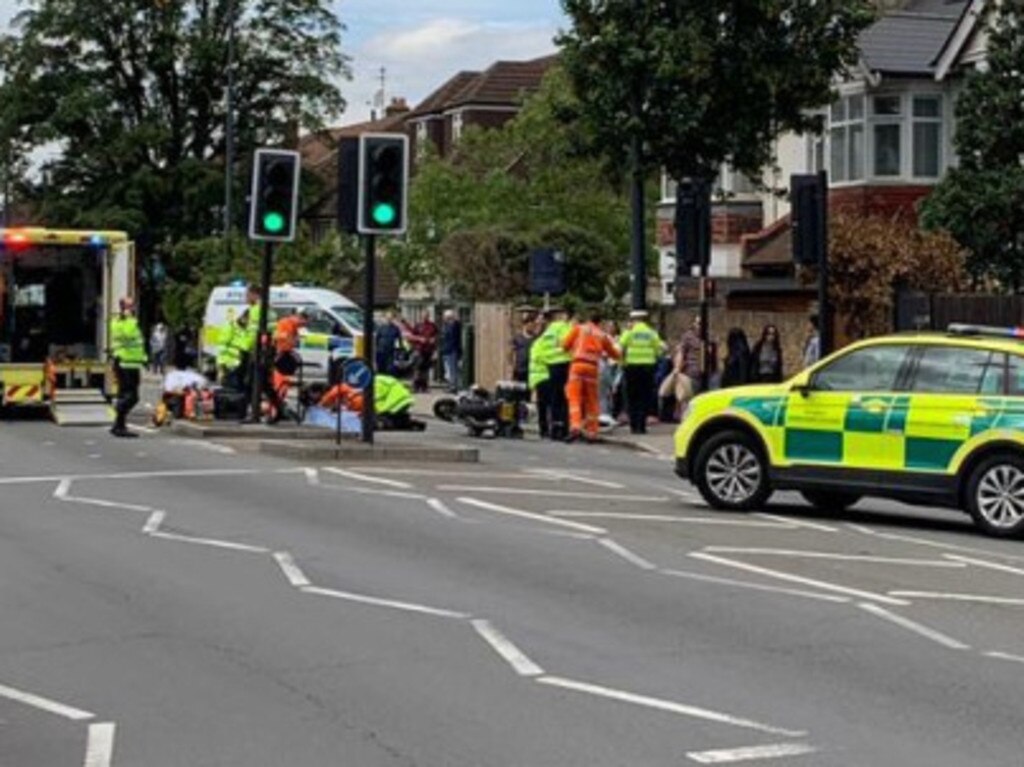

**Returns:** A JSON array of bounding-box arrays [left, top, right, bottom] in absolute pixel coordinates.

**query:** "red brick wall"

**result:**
[[656, 206, 763, 248], [828, 185, 934, 223]]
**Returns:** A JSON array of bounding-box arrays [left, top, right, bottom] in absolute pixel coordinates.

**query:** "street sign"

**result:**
[[343, 359, 373, 390], [529, 248, 567, 296]]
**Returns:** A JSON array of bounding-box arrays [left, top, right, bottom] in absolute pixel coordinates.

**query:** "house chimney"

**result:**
[[385, 97, 410, 118]]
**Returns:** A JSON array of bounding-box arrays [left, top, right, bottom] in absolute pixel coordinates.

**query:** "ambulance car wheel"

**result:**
[[694, 430, 771, 512], [966, 452, 1024, 538], [800, 490, 862, 512]]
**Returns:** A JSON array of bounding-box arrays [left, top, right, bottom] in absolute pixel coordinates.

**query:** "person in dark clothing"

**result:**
[[721, 328, 752, 388], [375, 311, 403, 376], [440, 310, 463, 393], [511, 314, 536, 384], [750, 324, 784, 383], [411, 312, 438, 393]]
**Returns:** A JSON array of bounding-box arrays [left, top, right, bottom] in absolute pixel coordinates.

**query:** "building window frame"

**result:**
[[829, 93, 866, 183]]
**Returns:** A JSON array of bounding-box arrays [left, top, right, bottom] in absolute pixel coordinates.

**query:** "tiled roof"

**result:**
[[408, 54, 558, 117], [299, 113, 408, 173], [407, 71, 481, 119], [860, 0, 968, 75]]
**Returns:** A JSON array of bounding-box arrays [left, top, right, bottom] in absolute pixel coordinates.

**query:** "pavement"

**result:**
[[4, 412, 1024, 765]]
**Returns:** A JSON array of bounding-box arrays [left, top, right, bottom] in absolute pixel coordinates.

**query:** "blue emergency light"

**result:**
[[948, 324, 1024, 339]]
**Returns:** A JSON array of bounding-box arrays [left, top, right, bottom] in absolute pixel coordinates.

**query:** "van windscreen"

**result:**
[[331, 306, 364, 330]]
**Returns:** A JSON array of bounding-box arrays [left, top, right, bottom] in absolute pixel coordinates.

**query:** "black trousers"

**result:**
[[548, 363, 570, 440], [114, 365, 140, 430], [535, 379, 552, 438], [624, 365, 655, 434]]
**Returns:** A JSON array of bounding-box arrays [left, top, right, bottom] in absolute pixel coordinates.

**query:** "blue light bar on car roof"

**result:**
[[948, 324, 1024, 339]]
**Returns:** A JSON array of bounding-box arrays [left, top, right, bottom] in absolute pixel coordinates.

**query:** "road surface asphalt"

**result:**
[[1, 417, 1023, 766]]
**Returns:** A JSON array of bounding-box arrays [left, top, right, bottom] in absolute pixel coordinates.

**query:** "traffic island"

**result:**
[[258, 438, 479, 463], [170, 421, 340, 441]]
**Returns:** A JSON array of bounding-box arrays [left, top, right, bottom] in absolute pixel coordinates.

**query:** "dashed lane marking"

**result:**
[[301, 586, 469, 619], [857, 602, 971, 651], [534, 676, 806, 737], [984, 651, 1024, 665], [660, 568, 850, 604], [471, 620, 544, 677], [847, 524, 1024, 564], [142, 511, 165, 535], [888, 591, 1024, 606], [0, 682, 94, 721], [438, 486, 670, 503], [686, 742, 818, 764], [303, 467, 320, 486], [944, 554, 1024, 577], [689, 552, 909, 606], [702, 547, 966, 568], [149, 531, 269, 554], [752, 513, 837, 533], [323, 467, 413, 489], [83, 722, 116, 767], [525, 468, 625, 489], [549, 512, 796, 528], [457, 497, 605, 535], [273, 551, 311, 588], [597, 538, 657, 570], [425, 498, 460, 519]]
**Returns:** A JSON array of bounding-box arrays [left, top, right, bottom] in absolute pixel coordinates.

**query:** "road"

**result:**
[[2, 419, 1023, 766]]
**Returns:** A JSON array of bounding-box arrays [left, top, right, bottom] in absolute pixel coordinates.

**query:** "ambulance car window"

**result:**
[[979, 353, 1008, 395], [1008, 355, 1024, 396], [813, 345, 909, 392], [910, 346, 992, 394]]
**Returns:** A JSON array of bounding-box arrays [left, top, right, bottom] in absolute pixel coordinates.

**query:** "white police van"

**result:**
[[201, 284, 364, 379]]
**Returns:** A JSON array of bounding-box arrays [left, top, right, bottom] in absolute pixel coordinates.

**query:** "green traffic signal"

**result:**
[[372, 203, 397, 227], [263, 211, 286, 233]]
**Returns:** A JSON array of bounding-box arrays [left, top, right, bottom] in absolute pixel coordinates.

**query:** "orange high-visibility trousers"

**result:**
[[566, 362, 601, 438]]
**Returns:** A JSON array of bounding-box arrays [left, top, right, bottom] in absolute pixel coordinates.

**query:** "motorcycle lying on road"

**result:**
[[432, 381, 529, 439]]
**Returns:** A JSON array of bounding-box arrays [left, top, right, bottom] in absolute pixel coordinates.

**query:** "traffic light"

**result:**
[[249, 149, 300, 242], [791, 173, 827, 266], [358, 134, 409, 236], [675, 178, 711, 272]]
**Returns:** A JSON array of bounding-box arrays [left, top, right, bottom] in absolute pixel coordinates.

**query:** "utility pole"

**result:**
[[224, 0, 237, 241]]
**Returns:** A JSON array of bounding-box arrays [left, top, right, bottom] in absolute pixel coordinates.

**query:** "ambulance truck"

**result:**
[[0, 227, 135, 424]]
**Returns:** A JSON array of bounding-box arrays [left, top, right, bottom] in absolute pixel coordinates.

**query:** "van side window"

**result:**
[[307, 310, 342, 337]]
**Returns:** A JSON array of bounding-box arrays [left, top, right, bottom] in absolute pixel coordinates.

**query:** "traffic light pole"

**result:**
[[362, 234, 376, 445], [251, 241, 274, 422]]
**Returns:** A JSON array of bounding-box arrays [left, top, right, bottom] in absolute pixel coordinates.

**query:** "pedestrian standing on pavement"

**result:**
[[511, 313, 536, 385], [720, 327, 752, 388], [619, 309, 665, 435], [538, 306, 572, 440], [150, 322, 168, 375], [528, 314, 551, 439], [109, 296, 148, 438], [412, 311, 438, 393], [803, 314, 822, 369], [375, 311, 403, 376], [217, 312, 249, 393], [750, 324, 784, 383], [563, 308, 620, 443], [440, 309, 463, 393]]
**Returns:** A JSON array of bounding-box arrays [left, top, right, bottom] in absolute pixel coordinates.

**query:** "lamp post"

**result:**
[[224, 0, 237, 240]]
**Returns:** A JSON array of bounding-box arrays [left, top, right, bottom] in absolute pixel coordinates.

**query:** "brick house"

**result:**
[[406, 55, 558, 162], [658, 0, 989, 297]]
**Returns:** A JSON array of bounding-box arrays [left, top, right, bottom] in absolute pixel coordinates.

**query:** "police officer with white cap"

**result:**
[[618, 309, 665, 435]]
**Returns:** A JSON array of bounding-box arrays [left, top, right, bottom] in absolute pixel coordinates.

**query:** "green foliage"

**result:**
[[0, 0, 348, 248], [159, 227, 363, 326], [387, 66, 647, 302], [558, 0, 874, 182], [920, 0, 1024, 289]]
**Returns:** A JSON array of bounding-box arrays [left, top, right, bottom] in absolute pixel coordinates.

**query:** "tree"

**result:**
[[0, 0, 348, 249], [920, 0, 1024, 289], [826, 215, 966, 339], [557, 1, 873, 182]]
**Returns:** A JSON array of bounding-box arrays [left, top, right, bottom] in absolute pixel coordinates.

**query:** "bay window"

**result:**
[[829, 95, 865, 182], [912, 96, 943, 178], [872, 95, 902, 177]]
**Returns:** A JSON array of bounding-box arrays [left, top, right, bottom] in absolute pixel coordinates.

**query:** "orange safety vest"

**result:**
[[275, 316, 304, 355], [319, 384, 364, 414], [564, 322, 619, 367]]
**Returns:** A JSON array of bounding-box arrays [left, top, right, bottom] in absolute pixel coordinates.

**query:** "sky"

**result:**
[[0, 0, 567, 125]]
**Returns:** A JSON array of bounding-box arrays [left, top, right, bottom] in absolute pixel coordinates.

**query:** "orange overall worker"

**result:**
[[562, 309, 620, 443], [318, 383, 364, 414], [271, 309, 309, 416]]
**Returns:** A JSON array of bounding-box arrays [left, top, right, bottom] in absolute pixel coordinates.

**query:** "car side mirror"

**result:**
[[790, 374, 813, 398]]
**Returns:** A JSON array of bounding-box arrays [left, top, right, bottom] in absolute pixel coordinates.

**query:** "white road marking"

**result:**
[[333, 486, 429, 501], [471, 619, 544, 677], [857, 602, 971, 650], [142, 511, 165, 535], [660, 486, 702, 501], [88, 454, 102, 460], [597, 538, 657, 570], [273, 551, 311, 588], [847, 525, 1024, 564], [169, 439, 235, 455], [550, 511, 796, 528], [753, 513, 837, 533], [702, 547, 966, 567], [84, 440, 96, 446], [689, 552, 908, 606], [303, 467, 320, 486], [83, 722, 116, 767], [323, 467, 413, 489], [350, 468, 577, 480], [984, 651, 1024, 665], [888, 591, 1024, 606], [57, 493, 154, 513], [944, 554, 1024, 577], [54, 478, 71, 499], [535, 676, 805, 737], [686, 742, 818, 764], [128, 425, 157, 434], [149, 531, 269, 554], [661, 568, 849, 603], [0, 682, 94, 721], [0, 469, 263, 485], [438, 486, 670, 503], [457, 497, 606, 535], [845, 523, 877, 535], [301, 586, 468, 619], [526, 468, 625, 489], [426, 498, 460, 519]]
